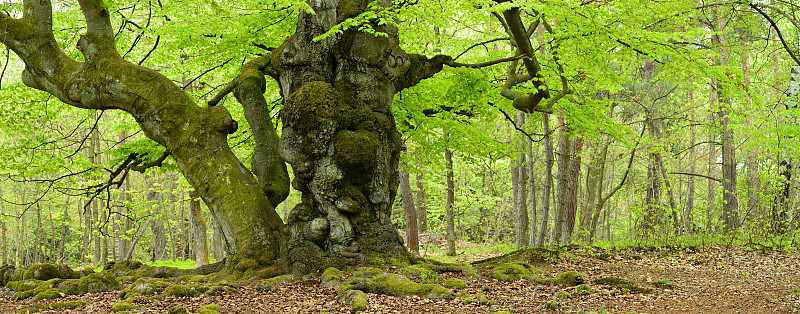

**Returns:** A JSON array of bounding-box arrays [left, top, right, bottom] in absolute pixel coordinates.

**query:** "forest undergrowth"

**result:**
[[3, 238, 800, 314]]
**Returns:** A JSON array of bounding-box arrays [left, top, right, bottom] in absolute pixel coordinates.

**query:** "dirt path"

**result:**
[[1, 246, 799, 313]]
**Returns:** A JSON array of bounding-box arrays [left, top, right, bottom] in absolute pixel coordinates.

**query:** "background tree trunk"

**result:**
[[538, 113, 554, 247], [189, 190, 210, 267], [515, 112, 529, 249], [399, 161, 419, 255], [445, 137, 456, 257]]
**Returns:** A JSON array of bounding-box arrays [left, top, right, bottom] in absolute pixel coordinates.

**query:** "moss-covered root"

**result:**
[[341, 267, 455, 300], [490, 262, 542, 282], [551, 271, 584, 286], [254, 275, 294, 291], [337, 289, 368, 313]]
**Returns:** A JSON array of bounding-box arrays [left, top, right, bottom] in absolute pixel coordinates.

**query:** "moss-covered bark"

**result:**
[[271, 0, 452, 272]]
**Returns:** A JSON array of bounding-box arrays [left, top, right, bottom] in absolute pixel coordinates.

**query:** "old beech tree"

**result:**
[[0, 0, 553, 273]]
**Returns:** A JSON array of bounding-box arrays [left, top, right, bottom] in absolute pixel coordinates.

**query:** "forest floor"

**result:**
[[3, 242, 800, 313]]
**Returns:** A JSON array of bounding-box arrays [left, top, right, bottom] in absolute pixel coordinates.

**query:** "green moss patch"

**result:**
[[33, 288, 61, 300], [112, 301, 138, 312], [321, 267, 344, 286], [197, 304, 221, 314], [556, 291, 572, 299], [490, 262, 541, 282], [545, 300, 559, 309], [442, 278, 467, 289], [472, 248, 558, 267], [49, 300, 89, 310], [167, 306, 189, 314], [119, 278, 169, 299], [551, 271, 584, 285], [337, 289, 368, 312], [576, 284, 595, 295], [162, 284, 201, 298]]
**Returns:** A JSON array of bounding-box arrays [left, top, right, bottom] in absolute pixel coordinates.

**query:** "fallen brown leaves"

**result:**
[[2, 245, 800, 313]]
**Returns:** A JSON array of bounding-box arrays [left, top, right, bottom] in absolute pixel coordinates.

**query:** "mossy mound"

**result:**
[[167, 306, 189, 314], [576, 284, 595, 295], [162, 284, 201, 298], [33, 288, 61, 300], [321, 267, 344, 287], [550, 271, 584, 285], [490, 262, 541, 282], [254, 275, 294, 291], [6, 279, 44, 292], [337, 289, 368, 312], [556, 291, 572, 299], [112, 301, 138, 312], [49, 300, 89, 310], [119, 278, 170, 299], [55, 272, 120, 295], [197, 304, 221, 314], [335, 267, 455, 301], [442, 278, 467, 289], [23, 263, 78, 281]]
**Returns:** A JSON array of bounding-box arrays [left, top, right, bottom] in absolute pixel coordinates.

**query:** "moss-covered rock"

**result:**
[[119, 278, 169, 299], [167, 306, 189, 314], [254, 275, 293, 291], [0, 265, 15, 286], [490, 262, 540, 282], [6, 279, 44, 292], [321, 267, 344, 286], [551, 271, 584, 286], [442, 278, 467, 289], [49, 300, 89, 310], [197, 304, 221, 314], [337, 289, 367, 312], [33, 288, 61, 300], [22, 264, 78, 281], [177, 274, 210, 283], [545, 300, 559, 309], [556, 291, 572, 299], [112, 301, 138, 312], [161, 284, 200, 298], [576, 284, 595, 295]]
